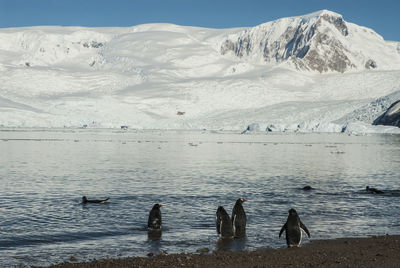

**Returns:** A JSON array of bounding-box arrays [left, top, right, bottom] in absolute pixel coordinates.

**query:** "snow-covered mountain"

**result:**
[[221, 10, 400, 72], [0, 10, 399, 133]]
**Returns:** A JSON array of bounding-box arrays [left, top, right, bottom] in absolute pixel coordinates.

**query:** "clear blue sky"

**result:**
[[0, 0, 399, 41]]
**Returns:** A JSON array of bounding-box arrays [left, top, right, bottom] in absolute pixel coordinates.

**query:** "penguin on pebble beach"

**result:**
[[279, 208, 310, 247]]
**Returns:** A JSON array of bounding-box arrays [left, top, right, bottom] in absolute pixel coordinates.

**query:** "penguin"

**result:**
[[82, 196, 109, 204], [366, 186, 384, 194], [302, 186, 313, 190], [279, 208, 310, 248], [231, 198, 247, 237], [216, 206, 234, 238], [148, 203, 163, 230]]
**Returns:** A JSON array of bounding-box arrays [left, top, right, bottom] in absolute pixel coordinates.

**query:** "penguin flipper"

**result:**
[[216, 216, 221, 234], [300, 221, 310, 238], [99, 198, 109, 204], [279, 223, 287, 238]]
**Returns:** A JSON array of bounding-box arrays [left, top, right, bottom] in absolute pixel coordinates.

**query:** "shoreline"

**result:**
[[47, 235, 400, 268]]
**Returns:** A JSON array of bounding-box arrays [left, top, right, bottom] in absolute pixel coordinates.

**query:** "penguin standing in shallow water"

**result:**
[[279, 208, 310, 247], [148, 204, 163, 230], [216, 206, 234, 238], [231, 198, 247, 237]]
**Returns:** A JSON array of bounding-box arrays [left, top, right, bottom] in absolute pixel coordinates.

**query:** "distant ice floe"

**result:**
[[242, 121, 400, 135], [342, 122, 400, 135]]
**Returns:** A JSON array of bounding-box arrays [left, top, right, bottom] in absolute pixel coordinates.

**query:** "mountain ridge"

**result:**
[[220, 9, 399, 72], [0, 10, 399, 132], [1, 10, 399, 73]]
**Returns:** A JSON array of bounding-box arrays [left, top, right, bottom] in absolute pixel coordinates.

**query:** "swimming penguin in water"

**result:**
[[82, 196, 109, 204], [216, 206, 234, 238], [366, 186, 384, 194], [231, 198, 247, 237], [148, 203, 163, 230], [279, 208, 310, 248]]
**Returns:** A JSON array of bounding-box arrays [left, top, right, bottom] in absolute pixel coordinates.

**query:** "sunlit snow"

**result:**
[[0, 10, 399, 134]]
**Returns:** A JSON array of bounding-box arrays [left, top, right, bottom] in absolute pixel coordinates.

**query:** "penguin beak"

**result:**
[[159, 204, 164, 207], [243, 199, 248, 202]]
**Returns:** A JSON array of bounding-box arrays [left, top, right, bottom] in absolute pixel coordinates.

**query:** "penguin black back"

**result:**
[[279, 208, 310, 247], [82, 196, 109, 204], [366, 186, 384, 194], [216, 206, 234, 238], [231, 198, 247, 237], [148, 203, 163, 229]]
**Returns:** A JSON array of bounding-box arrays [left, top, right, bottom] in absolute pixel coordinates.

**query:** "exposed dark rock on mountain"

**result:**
[[365, 59, 377, 69], [374, 100, 400, 127]]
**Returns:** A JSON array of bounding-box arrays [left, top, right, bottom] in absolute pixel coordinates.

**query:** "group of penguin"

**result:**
[[216, 198, 248, 239], [82, 196, 309, 247], [147, 198, 310, 248], [83, 184, 384, 248]]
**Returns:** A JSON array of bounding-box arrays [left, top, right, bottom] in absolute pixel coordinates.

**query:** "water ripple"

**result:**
[[0, 130, 399, 267]]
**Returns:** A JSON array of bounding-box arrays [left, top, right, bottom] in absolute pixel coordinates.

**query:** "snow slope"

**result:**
[[0, 10, 399, 133]]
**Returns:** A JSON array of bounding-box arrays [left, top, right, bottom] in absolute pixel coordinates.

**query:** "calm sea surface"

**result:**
[[0, 129, 399, 267]]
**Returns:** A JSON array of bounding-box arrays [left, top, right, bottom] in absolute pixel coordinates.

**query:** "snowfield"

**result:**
[[0, 10, 399, 134]]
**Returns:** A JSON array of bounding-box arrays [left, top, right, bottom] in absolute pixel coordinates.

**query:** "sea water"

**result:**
[[0, 129, 399, 267]]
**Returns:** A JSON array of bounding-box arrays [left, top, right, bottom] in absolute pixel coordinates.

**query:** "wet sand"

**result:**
[[48, 235, 400, 268]]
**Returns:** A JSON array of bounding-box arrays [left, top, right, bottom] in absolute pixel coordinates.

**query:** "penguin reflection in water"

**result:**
[[231, 198, 247, 237], [279, 208, 310, 248]]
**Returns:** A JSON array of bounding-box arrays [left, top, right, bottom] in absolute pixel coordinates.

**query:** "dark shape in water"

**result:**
[[148, 203, 163, 230], [82, 196, 109, 204], [302, 186, 313, 190], [366, 186, 384, 194]]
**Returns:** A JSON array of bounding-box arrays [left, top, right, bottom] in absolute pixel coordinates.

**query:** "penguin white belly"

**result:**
[[287, 226, 301, 247], [232, 214, 236, 234], [298, 231, 302, 247]]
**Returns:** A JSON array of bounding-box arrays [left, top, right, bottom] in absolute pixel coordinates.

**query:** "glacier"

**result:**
[[0, 10, 399, 134]]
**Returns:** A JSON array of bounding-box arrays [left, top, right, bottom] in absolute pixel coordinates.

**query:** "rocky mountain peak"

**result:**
[[220, 10, 398, 73], [315, 10, 348, 36]]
